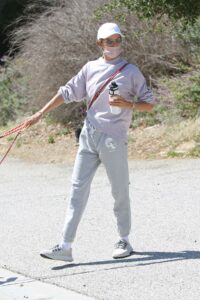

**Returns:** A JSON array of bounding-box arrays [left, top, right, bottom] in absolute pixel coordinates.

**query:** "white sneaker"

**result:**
[[112, 239, 133, 259], [40, 244, 73, 262]]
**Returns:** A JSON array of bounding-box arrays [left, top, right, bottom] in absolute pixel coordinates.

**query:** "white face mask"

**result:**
[[103, 45, 122, 59]]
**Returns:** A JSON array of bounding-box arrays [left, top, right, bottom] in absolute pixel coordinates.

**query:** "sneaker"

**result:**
[[112, 239, 133, 259], [40, 244, 73, 262]]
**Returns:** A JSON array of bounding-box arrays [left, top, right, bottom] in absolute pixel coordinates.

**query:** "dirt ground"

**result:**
[[0, 123, 162, 164], [0, 119, 199, 164]]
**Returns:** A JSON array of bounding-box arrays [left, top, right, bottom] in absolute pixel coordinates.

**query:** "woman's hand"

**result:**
[[24, 111, 43, 128], [109, 95, 133, 109], [109, 95, 154, 112]]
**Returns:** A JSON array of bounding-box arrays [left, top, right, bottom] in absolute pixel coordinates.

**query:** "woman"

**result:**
[[25, 23, 154, 262]]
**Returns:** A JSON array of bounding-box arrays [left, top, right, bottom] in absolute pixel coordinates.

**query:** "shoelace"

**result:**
[[115, 240, 127, 249], [52, 244, 62, 252]]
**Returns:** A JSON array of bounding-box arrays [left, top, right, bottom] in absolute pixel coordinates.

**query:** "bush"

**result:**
[[8, 0, 200, 126], [175, 18, 200, 55], [0, 63, 27, 126], [98, 0, 200, 23], [10, 0, 107, 125], [96, 6, 198, 77], [131, 68, 200, 128], [174, 74, 200, 118]]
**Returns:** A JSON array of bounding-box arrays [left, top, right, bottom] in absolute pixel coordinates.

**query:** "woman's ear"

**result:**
[[96, 40, 102, 48]]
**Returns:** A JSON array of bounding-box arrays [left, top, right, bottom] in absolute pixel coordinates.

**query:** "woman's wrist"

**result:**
[[38, 111, 44, 116]]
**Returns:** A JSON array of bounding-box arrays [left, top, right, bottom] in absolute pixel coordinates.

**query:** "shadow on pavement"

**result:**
[[51, 250, 200, 272], [0, 276, 18, 285]]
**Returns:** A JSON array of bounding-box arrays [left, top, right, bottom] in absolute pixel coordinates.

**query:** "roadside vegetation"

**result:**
[[0, 0, 200, 160]]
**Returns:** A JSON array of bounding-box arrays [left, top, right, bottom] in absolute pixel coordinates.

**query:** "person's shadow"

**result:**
[[51, 250, 200, 273], [0, 276, 18, 285]]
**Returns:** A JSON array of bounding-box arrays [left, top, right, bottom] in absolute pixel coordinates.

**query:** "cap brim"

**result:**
[[98, 32, 124, 39]]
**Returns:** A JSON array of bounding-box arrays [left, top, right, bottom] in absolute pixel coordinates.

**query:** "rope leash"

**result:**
[[0, 122, 29, 165]]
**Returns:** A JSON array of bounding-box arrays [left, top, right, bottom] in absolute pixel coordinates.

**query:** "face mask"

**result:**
[[103, 46, 122, 59]]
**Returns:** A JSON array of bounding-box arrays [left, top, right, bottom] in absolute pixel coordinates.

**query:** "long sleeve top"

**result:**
[[58, 56, 154, 139]]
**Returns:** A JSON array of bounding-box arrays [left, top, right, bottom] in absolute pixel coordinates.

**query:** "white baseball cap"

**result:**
[[97, 23, 123, 40]]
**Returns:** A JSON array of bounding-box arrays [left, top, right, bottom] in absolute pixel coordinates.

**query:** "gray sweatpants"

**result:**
[[62, 119, 131, 243]]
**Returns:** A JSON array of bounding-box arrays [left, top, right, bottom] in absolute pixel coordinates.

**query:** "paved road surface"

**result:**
[[0, 158, 200, 299]]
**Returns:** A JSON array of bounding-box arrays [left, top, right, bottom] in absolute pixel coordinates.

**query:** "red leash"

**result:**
[[0, 122, 29, 165]]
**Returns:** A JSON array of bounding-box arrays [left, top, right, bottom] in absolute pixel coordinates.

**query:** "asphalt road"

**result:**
[[0, 158, 200, 300]]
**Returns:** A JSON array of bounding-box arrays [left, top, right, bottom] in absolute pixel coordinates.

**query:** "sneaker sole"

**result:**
[[40, 253, 73, 262], [112, 250, 135, 259]]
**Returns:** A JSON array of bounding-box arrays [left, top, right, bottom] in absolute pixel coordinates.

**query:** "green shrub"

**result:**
[[97, 0, 200, 23], [0, 70, 16, 126], [0, 64, 27, 126], [48, 135, 55, 144], [171, 74, 200, 118], [189, 145, 200, 157], [131, 68, 200, 128], [175, 18, 200, 55], [167, 151, 183, 158]]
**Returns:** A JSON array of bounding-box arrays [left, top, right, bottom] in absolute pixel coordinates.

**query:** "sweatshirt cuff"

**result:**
[[57, 86, 70, 104]]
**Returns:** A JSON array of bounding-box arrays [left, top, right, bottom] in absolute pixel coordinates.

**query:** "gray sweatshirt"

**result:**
[[58, 56, 154, 139]]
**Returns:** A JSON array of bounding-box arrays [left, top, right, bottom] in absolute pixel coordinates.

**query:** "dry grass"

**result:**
[[1, 118, 199, 164], [128, 117, 200, 159], [10, 0, 107, 122]]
